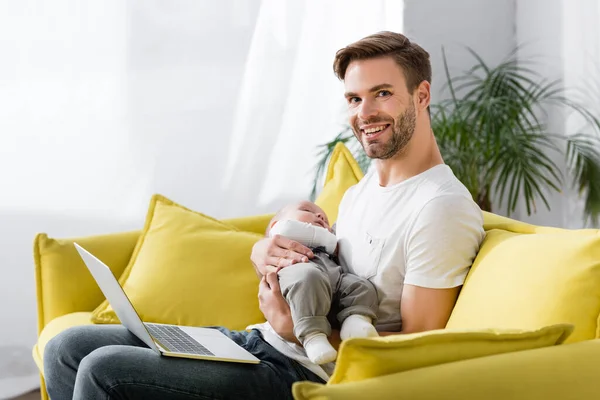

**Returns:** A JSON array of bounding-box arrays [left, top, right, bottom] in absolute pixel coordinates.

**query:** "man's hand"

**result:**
[[251, 235, 314, 276], [258, 272, 299, 344]]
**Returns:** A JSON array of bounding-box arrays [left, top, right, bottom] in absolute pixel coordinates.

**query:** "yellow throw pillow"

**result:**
[[293, 332, 596, 400], [224, 214, 273, 236], [326, 324, 572, 385], [446, 228, 600, 343], [482, 211, 538, 233], [91, 195, 266, 329], [90, 143, 363, 327], [316, 142, 364, 224]]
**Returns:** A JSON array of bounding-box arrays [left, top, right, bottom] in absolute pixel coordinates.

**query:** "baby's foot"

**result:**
[[304, 333, 337, 364], [340, 314, 379, 340]]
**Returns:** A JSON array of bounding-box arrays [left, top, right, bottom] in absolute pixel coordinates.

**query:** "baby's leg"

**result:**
[[336, 273, 379, 340], [278, 261, 337, 364]]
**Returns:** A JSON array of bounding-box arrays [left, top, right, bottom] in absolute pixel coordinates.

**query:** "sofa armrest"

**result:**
[[33, 230, 140, 334], [293, 339, 600, 399]]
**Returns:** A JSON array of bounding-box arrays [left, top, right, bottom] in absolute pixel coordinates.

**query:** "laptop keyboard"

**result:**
[[145, 324, 215, 356]]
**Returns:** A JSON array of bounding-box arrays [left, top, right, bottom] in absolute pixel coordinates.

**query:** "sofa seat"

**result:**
[[32, 312, 93, 372]]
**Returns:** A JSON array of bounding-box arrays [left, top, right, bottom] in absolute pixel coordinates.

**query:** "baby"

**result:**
[[268, 200, 379, 364]]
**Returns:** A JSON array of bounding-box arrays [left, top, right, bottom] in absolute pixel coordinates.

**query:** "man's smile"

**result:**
[[361, 123, 391, 141]]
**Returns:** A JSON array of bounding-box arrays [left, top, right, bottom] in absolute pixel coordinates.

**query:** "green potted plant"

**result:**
[[311, 48, 600, 225]]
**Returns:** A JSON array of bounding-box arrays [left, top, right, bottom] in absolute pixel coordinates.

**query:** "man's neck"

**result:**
[[374, 129, 444, 187]]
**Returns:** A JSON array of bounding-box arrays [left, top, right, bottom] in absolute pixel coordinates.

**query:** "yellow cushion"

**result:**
[[32, 312, 93, 371], [34, 230, 141, 329], [293, 338, 600, 400], [447, 228, 600, 343], [327, 323, 572, 385], [91, 195, 266, 329], [315, 142, 364, 224], [90, 144, 362, 327], [224, 214, 273, 236], [482, 211, 538, 233]]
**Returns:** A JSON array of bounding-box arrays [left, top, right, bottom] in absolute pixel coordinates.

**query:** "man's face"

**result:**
[[344, 57, 417, 160]]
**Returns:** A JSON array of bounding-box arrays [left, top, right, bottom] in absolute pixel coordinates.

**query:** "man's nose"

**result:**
[[357, 99, 378, 121]]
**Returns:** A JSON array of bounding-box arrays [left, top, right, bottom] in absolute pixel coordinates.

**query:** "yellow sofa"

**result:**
[[32, 145, 600, 399]]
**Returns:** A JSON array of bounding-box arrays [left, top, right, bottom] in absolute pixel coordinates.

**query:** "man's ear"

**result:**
[[416, 80, 431, 113]]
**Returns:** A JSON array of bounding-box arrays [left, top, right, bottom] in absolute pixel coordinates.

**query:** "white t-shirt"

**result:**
[[336, 164, 485, 331], [247, 164, 485, 380]]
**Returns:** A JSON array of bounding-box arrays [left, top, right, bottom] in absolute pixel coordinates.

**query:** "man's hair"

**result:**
[[333, 31, 432, 93]]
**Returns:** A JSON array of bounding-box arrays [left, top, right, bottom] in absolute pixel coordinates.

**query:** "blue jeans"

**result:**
[[44, 325, 325, 399]]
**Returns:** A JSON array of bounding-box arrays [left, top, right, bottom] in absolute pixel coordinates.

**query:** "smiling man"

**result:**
[[252, 30, 485, 380], [44, 32, 485, 400]]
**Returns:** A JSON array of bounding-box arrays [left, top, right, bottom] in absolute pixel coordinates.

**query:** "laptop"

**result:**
[[74, 243, 260, 364]]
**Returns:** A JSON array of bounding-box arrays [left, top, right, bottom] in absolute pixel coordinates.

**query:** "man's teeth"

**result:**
[[364, 125, 387, 135]]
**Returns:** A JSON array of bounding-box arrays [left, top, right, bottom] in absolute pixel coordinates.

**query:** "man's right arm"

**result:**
[[251, 235, 315, 342]]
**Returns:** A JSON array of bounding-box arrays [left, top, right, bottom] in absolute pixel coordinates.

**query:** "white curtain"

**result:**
[[0, 2, 131, 396], [221, 0, 403, 215], [0, 0, 402, 397], [0, 1, 260, 397]]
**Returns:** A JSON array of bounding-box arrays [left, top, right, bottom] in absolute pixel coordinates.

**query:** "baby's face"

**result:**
[[283, 201, 331, 231]]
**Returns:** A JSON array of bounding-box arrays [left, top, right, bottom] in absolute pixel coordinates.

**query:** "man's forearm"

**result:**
[[272, 309, 300, 345]]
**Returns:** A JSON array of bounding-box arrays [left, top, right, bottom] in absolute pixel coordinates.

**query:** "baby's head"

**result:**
[[268, 201, 331, 234]]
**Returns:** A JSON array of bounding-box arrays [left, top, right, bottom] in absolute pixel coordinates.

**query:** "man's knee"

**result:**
[[76, 346, 157, 396], [43, 325, 90, 388], [74, 346, 123, 396], [82, 345, 156, 378], [44, 326, 87, 367], [78, 346, 117, 380]]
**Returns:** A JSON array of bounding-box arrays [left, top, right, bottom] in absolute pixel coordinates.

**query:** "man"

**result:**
[[44, 31, 484, 399]]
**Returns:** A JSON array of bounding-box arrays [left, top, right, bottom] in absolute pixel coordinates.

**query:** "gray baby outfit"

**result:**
[[276, 238, 379, 344]]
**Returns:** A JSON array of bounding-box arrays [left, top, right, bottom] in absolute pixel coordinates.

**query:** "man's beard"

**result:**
[[353, 102, 416, 160]]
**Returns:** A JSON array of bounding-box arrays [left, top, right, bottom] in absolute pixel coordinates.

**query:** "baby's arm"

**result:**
[[269, 220, 337, 254]]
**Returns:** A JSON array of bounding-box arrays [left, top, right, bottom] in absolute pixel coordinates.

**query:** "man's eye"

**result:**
[[377, 90, 391, 97], [348, 97, 361, 104]]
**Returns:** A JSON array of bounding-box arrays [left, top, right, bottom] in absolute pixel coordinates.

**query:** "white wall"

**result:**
[[515, 0, 600, 229], [403, 0, 516, 103], [404, 0, 596, 228], [403, 0, 519, 219], [514, 0, 568, 227], [560, 0, 600, 229]]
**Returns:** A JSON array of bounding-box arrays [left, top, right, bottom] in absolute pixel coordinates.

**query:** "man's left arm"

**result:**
[[378, 285, 460, 335], [383, 194, 484, 335]]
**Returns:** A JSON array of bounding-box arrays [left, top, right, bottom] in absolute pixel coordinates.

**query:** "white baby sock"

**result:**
[[340, 314, 379, 340], [304, 333, 337, 364]]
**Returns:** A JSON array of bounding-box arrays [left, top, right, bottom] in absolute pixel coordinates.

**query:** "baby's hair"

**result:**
[[266, 200, 322, 236], [266, 205, 292, 236]]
